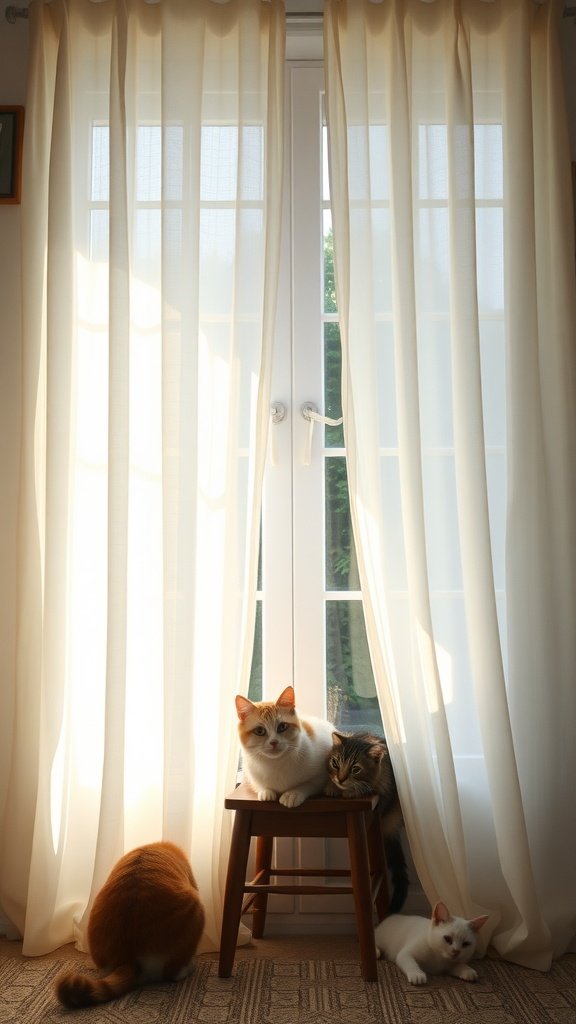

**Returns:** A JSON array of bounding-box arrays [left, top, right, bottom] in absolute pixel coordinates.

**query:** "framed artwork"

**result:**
[[0, 106, 24, 204]]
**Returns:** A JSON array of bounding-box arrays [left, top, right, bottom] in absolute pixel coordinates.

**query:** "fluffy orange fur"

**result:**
[[55, 841, 205, 1008]]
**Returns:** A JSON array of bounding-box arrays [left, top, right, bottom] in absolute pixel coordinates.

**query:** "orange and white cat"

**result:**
[[55, 841, 205, 1008], [236, 685, 335, 807]]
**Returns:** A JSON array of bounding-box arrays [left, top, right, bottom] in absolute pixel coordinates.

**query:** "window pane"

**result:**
[[480, 319, 506, 447], [201, 125, 263, 202], [135, 208, 161, 266], [91, 126, 109, 202], [248, 600, 262, 702], [476, 207, 504, 311], [323, 123, 330, 201], [417, 207, 450, 311], [422, 453, 463, 591], [324, 323, 344, 448], [137, 126, 161, 201], [323, 213, 337, 314], [374, 320, 398, 448], [325, 456, 359, 591], [326, 601, 382, 733], [419, 124, 448, 201], [474, 124, 503, 200], [90, 210, 109, 262], [164, 125, 184, 201], [418, 320, 454, 448]]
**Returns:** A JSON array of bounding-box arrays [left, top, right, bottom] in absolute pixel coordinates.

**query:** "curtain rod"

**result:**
[[4, 2, 576, 23]]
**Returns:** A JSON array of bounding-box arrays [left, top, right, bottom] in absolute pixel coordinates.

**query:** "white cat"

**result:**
[[374, 902, 488, 985], [235, 685, 335, 808]]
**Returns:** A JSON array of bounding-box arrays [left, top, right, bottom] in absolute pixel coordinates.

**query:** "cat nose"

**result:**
[[269, 740, 279, 748]]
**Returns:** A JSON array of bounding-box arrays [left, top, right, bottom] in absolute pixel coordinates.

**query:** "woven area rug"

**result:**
[[1, 953, 576, 1024]]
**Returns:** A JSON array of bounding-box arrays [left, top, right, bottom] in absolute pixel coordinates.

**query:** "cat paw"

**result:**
[[258, 789, 279, 802], [279, 789, 306, 808], [453, 965, 478, 982], [406, 969, 427, 985]]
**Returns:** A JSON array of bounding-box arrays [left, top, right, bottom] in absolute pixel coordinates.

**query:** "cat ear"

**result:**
[[432, 902, 451, 925], [469, 915, 489, 932], [332, 732, 345, 746], [368, 739, 387, 762], [276, 685, 296, 712], [235, 694, 256, 721]]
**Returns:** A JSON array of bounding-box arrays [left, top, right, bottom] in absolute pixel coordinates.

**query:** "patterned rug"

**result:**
[[1, 953, 575, 1023]]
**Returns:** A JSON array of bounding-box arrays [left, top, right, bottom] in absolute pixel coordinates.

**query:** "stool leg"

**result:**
[[218, 810, 252, 978], [347, 812, 378, 982], [252, 835, 273, 939]]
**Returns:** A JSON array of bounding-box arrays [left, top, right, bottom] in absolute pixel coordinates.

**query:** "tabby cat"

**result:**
[[235, 685, 335, 807], [325, 730, 409, 913], [55, 841, 205, 1008], [374, 901, 489, 985]]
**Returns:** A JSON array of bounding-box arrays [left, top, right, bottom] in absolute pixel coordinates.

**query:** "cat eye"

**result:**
[[252, 726, 266, 736], [329, 756, 339, 769], [351, 765, 362, 775], [444, 936, 453, 945], [276, 722, 289, 733]]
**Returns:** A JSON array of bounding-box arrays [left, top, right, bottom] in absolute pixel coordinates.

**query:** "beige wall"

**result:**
[[0, 10, 574, 697]]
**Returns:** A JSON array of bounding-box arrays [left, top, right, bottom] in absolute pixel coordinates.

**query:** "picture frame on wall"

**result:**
[[0, 106, 25, 204]]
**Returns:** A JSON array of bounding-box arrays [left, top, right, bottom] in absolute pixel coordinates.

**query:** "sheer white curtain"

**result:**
[[0, 0, 284, 955], [325, 0, 576, 969]]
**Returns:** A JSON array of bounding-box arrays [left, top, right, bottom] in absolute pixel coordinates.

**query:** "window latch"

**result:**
[[301, 403, 343, 466]]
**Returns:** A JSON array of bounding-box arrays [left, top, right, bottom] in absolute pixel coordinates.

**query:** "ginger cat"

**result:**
[[55, 841, 205, 1008], [236, 685, 335, 807]]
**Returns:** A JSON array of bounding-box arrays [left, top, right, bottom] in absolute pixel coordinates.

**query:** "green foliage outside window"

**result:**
[[324, 230, 380, 731]]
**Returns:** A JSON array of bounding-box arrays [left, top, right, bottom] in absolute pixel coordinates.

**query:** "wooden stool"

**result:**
[[218, 781, 390, 982]]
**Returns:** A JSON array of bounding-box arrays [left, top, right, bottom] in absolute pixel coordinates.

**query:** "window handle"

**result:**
[[301, 403, 343, 465]]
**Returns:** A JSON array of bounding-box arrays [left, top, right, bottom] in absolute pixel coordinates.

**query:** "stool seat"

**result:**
[[218, 781, 390, 982]]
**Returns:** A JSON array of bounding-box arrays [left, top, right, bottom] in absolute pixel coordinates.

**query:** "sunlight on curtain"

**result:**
[[0, 0, 284, 955], [325, 0, 576, 968]]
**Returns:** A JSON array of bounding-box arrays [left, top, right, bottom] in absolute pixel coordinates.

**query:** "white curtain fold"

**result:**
[[325, 0, 576, 968], [0, 0, 284, 955]]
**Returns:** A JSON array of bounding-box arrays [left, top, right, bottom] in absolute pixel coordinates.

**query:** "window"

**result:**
[[252, 65, 505, 755], [85, 50, 506, 930], [249, 65, 383, 738]]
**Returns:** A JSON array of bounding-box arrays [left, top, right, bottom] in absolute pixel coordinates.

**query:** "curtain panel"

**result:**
[[0, 0, 285, 955], [325, 0, 576, 969]]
